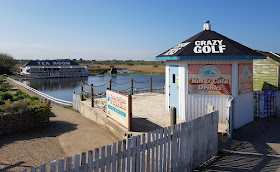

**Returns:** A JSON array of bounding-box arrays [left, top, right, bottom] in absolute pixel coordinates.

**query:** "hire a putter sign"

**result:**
[[106, 89, 131, 130]]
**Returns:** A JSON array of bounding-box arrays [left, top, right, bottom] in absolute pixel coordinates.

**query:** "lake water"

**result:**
[[19, 75, 165, 102]]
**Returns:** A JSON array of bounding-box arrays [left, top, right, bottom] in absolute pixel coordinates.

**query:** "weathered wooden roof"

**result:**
[[256, 50, 280, 65]]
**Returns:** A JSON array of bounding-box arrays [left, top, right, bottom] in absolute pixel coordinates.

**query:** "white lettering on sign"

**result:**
[[163, 42, 190, 56], [193, 40, 226, 54], [36, 61, 72, 65]]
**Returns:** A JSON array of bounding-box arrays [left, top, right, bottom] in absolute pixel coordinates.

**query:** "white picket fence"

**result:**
[[73, 93, 81, 112], [21, 111, 218, 172], [7, 77, 73, 106]]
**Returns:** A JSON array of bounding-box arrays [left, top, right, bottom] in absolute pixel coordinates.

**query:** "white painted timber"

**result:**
[[22, 111, 218, 172], [166, 59, 254, 129]]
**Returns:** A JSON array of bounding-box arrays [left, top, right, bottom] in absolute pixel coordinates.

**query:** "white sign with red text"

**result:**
[[106, 90, 130, 129]]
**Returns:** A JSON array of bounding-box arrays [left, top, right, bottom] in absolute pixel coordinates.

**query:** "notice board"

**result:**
[[106, 89, 131, 130]]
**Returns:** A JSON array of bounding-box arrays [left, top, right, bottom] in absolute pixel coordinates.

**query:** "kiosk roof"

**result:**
[[156, 30, 265, 60]]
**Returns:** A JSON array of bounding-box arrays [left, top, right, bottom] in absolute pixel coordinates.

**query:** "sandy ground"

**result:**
[[0, 80, 121, 172]]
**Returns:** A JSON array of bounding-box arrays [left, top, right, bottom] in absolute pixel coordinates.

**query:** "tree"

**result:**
[[0, 53, 16, 74]]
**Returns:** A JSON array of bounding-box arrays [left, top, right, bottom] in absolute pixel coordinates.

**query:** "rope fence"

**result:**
[[80, 77, 165, 107]]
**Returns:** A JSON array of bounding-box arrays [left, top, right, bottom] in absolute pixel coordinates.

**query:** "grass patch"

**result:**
[[63, 105, 73, 108]]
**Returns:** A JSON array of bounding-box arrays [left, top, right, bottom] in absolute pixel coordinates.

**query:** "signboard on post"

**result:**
[[188, 64, 232, 95], [106, 89, 132, 130], [238, 64, 253, 94]]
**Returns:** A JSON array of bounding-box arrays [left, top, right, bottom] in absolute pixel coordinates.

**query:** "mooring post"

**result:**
[[170, 107, 176, 132], [81, 81, 84, 101], [109, 79, 112, 90], [150, 76, 152, 93], [128, 94, 132, 131], [131, 78, 134, 95], [91, 84, 94, 107]]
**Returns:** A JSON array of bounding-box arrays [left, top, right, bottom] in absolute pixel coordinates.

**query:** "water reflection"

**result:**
[[20, 75, 165, 102]]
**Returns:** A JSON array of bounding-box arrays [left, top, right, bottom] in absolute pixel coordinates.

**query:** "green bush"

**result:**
[[0, 91, 13, 100], [0, 99, 5, 105], [34, 103, 51, 118], [0, 81, 51, 118], [1, 100, 29, 114]]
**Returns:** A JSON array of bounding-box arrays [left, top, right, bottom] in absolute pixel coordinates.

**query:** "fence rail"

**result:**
[[7, 77, 73, 106], [80, 77, 165, 107], [22, 71, 88, 78], [21, 111, 218, 172]]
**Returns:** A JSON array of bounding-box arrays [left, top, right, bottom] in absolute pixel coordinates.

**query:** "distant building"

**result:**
[[20, 60, 88, 78]]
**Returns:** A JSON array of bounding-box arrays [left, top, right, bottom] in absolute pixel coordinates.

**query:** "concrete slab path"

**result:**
[[196, 118, 280, 172], [0, 80, 121, 172]]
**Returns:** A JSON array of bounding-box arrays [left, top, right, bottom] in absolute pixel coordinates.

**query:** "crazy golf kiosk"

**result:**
[[156, 21, 265, 134]]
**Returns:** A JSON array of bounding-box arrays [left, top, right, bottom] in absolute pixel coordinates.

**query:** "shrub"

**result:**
[[12, 93, 29, 101], [0, 91, 13, 100], [0, 99, 4, 105], [30, 96, 39, 101], [1, 100, 29, 114], [0, 81, 50, 118], [34, 103, 51, 118]]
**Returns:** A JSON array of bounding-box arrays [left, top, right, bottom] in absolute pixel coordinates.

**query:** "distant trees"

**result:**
[[0, 53, 16, 74]]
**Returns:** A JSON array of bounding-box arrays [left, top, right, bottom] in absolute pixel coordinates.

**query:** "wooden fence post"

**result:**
[[91, 84, 94, 107], [150, 77, 152, 93], [81, 81, 84, 101], [170, 107, 176, 132], [109, 79, 112, 90], [128, 94, 132, 131], [131, 78, 134, 95]]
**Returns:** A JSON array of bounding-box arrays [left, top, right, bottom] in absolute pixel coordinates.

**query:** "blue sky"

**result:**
[[0, 0, 279, 60]]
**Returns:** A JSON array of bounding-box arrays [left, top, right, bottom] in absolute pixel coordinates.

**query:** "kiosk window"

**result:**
[[173, 74, 175, 83]]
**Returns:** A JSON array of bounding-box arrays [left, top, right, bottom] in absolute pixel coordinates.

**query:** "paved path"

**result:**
[[196, 118, 280, 172], [0, 81, 121, 172]]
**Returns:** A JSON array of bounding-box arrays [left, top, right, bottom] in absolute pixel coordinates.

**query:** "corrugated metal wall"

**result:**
[[186, 94, 230, 123]]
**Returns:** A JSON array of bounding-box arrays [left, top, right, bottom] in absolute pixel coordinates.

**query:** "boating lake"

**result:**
[[19, 74, 165, 102]]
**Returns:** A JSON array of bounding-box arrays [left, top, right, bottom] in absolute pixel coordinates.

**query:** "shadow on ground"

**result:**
[[132, 117, 162, 132], [0, 120, 77, 148], [195, 118, 280, 172], [0, 161, 31, 172]]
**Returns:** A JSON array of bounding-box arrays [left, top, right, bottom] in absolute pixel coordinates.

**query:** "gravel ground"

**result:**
[[0, 80, 121, 172]]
